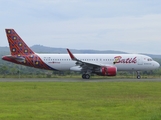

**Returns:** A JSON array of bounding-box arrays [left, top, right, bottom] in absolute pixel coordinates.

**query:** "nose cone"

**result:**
[[155, 61, 160, 69]]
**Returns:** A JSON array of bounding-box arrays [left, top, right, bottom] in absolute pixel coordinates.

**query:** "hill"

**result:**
[[0, 45, 161, 59], [31, 45, 127, 54]]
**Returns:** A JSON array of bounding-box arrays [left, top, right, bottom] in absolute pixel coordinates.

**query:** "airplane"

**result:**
[[2, 29, 160, 79]]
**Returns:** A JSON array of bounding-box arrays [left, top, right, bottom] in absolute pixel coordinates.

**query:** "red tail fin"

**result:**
[[5, 29, 34, 56]]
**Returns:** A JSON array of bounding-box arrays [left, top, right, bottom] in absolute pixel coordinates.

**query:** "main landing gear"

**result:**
[[136, 71, 141, 79], [82, 74, 90, 79]]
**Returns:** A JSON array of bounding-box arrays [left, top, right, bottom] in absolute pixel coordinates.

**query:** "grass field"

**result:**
[[0, 80, 161, 120]]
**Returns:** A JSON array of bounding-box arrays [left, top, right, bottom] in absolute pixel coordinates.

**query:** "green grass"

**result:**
[[0, 74, 161, 79], [0, 81, 161, 120]]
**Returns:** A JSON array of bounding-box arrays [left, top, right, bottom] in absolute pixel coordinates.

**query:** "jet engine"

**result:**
[[96, 66, 117, 76]]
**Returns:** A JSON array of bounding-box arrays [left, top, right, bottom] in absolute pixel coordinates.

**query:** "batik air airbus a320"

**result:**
[[2, 29, 160, 79]]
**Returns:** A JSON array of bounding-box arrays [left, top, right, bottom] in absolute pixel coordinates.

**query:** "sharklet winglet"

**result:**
[[67, 49, 78, 61]]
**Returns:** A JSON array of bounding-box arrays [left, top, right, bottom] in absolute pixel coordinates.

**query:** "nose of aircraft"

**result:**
[[155, 61, 160, 69]]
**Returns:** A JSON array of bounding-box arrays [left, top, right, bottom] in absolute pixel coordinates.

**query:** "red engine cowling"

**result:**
[[99, 66, 117, 76]]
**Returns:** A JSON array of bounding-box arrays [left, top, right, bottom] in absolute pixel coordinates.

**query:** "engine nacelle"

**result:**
[[97, 66, 117, 76]]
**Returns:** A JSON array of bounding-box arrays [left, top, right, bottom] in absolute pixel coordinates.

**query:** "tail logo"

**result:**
[[7, 30, 11, 34], [3, 29, 57, 71]]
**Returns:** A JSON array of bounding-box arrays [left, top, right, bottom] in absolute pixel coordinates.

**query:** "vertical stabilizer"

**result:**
[[5, 29, 34, 56], [3, 29, 56, 71]]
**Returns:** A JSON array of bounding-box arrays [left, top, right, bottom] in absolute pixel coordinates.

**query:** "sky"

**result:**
[[0, 0, 161, 54]]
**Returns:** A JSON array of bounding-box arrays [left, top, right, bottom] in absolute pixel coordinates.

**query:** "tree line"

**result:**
[[0, 58, 161, 78]]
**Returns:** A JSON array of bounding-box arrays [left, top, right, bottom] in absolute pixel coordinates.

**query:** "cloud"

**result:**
[[0, 0, 161, 54]]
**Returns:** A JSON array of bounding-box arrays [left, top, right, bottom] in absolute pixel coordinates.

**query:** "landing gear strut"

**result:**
[[136, 71, 141, 79], [82, 74, 90, 79]]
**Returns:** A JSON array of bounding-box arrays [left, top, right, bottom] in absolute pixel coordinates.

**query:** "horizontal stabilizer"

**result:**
[[2, 55, 25, 63]]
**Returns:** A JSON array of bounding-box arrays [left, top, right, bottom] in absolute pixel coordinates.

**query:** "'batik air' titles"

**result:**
[[114, 56, 137, 64]]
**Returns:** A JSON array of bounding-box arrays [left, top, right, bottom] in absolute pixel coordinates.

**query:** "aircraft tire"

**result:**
[[85, 74, 90, 79], [137, 75, 141, 79], [82, 74, 90, 79], [82, 74, 86, 79]]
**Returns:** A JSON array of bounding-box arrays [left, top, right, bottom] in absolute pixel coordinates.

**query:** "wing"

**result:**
[[67, 49, 113, 72]]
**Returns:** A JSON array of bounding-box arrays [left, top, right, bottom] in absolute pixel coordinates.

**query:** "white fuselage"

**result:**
[[37, 53, 160, 71], [4, 29, 160, 79]]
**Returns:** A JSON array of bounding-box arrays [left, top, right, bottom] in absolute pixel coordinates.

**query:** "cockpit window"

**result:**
[[147, 59, 153, 61]]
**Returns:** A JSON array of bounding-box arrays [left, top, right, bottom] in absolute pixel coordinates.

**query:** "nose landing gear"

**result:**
[[136, 71, 141, 79]]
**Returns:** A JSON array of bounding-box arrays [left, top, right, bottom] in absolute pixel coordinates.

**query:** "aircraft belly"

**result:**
[[116, 64, 139, 71], [46, 62, 74, 71]]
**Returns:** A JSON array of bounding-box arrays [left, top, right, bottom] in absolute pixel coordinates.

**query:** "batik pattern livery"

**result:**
[[4, 29, 55, 70]]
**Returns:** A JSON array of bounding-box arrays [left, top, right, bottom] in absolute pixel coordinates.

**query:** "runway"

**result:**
[[0, 78, 161, 82]]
